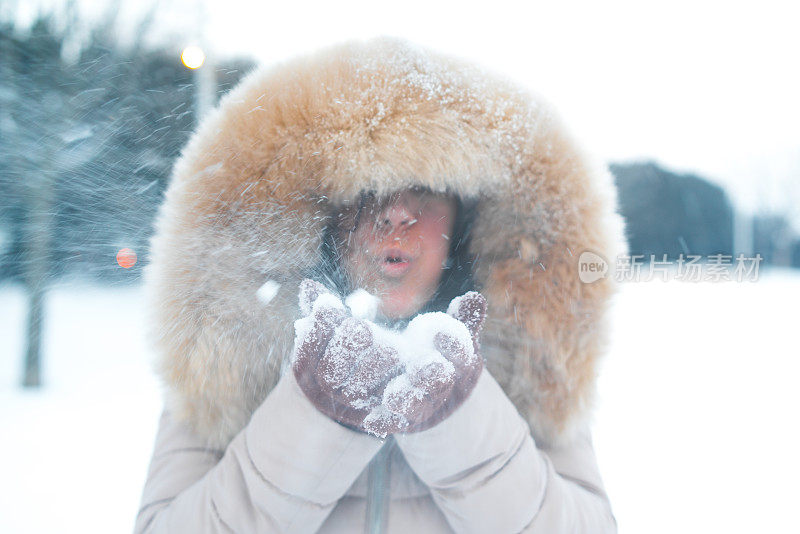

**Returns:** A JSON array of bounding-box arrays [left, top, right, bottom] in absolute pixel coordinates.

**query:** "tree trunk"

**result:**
[[22, 161, 55, 388]]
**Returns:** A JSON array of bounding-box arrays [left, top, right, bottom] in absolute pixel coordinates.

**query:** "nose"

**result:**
[[378, 201, 414, 231]]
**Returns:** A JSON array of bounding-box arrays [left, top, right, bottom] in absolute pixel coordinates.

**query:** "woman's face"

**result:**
[[339, 189, 457, 320]]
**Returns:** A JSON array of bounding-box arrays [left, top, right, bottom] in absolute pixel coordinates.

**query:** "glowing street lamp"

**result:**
[[181, 45, 205, 69], [180, 44, 216, 119]]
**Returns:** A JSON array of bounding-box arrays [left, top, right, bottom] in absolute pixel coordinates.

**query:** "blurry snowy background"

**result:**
[[1, 0, 799, 532]]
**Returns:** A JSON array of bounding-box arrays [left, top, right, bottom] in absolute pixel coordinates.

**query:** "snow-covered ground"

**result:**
[[593, 269, 800, 533], [0, 283, 162, 534], [1, 271, 798, 533]]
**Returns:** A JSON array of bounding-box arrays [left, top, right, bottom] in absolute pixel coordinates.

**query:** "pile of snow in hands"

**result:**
[[293, 286, 476, 435]]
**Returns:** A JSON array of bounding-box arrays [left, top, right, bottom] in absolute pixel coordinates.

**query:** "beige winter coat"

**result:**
[[135, 37, 626, 533]]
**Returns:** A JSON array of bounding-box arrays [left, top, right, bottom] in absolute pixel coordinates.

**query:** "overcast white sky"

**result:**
[[12, 0, 800, 217]]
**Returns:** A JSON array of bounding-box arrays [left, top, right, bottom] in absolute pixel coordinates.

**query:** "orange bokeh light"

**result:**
[[117, 248, 137, 269]]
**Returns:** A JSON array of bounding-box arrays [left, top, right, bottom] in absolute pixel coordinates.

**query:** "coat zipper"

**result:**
[[364, 437, 394, 534]]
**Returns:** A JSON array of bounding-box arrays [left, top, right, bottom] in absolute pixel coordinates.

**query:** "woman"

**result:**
[[136, 37, 625, 533]]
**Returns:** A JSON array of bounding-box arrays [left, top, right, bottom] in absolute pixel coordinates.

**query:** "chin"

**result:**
[[379, 292, 423, 320], [379, 304, 412, 321]]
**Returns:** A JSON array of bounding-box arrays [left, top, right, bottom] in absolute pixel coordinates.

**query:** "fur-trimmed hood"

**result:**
[[143, 37, 626, 449]]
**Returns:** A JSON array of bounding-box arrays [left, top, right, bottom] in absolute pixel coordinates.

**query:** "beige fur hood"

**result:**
[[143, 37, 626, 450]]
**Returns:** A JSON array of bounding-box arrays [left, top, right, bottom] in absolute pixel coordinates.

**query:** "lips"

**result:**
[[379, 247, 412, 277]]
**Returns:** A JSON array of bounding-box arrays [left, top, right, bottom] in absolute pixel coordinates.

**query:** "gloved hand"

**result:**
[[292, 279, 404, 432], [364, 291, 488, 436], [293, 279, 487, 437]]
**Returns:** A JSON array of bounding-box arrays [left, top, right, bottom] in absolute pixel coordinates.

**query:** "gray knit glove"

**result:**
[[363, 291, 487, 436], [292, 280, 404, 432]]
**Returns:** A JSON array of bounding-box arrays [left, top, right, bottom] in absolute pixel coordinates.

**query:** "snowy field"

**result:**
[[1, 271, 798, 533]]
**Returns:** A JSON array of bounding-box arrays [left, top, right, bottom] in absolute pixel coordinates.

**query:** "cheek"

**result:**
[[416, 222, 452, 273], [421, 215, 453, 252]]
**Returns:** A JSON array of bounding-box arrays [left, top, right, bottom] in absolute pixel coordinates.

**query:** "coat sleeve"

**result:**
[[393, 370, 617, 534], [133, 372, 384, 534]]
